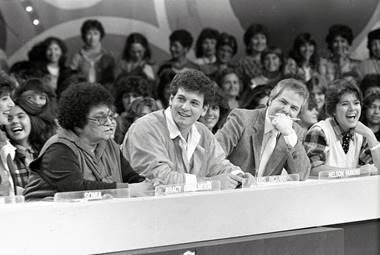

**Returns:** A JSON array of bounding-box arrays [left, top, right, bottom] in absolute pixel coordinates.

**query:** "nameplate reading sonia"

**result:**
[[54, 188, 129, 202]]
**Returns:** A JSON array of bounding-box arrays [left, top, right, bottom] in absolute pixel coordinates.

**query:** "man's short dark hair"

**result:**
[[169, 69, 214, 106]]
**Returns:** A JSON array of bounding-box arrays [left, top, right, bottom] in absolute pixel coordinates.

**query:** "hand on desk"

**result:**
[[128, 181, 154, 197], [360, 164, 379, 175], [208, 173, 244, 189]]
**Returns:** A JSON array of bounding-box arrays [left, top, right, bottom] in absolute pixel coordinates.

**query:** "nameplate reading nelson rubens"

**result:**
[[318, 168, 370, 179]]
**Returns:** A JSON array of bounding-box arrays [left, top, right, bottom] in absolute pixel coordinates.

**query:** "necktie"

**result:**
[[257, 130, 277, 177], [342, 132, 352, 154]]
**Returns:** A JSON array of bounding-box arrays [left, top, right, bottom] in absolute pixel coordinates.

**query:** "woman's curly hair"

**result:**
[[58, 82, 113, 131]]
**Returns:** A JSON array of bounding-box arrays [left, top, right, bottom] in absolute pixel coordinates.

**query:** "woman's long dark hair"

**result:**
[[15, 79, 58, 153]]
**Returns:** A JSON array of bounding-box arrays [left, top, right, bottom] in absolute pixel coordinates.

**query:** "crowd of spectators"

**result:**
[[0, 18, 380, 199]]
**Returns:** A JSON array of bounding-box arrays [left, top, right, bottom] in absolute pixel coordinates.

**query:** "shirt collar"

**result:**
[[14, 144, 34, 154], [164, 107, 200, 142], [264, 110, 276, 135], [329, 117, 355, 141]]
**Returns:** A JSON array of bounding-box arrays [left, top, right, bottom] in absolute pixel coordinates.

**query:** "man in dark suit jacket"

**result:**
[[215, 78, 311, 180]]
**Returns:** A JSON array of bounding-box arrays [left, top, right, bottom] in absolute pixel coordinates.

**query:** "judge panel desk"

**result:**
[[0, 176, 379, 255]]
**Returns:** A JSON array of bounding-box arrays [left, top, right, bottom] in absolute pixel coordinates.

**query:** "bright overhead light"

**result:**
[[25, 6, 33, 12], [32, 19, 40, 25]]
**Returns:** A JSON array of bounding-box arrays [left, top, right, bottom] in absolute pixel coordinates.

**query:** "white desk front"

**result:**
[[0, 176, 379, 254]]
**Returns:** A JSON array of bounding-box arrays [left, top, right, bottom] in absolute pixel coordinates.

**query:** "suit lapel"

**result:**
[[263, 134, 288, 176], [251, 109, 266, 172]]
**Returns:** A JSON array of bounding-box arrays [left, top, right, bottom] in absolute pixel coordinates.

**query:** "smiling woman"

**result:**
[[5, 104, 34, 190], [304, 79, 380, 177], [23, 82, 153, 200]]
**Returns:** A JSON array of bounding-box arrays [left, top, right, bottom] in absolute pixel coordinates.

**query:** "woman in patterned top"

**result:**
[[5, 103, 33, 190], [236, 24, 269, 91], [304, 79, 380, 177], [194, 28, 219, 66], [70, 19, 115, 88], [319, 24, 360, 82]]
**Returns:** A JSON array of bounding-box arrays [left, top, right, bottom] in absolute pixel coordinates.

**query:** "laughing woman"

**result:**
[[23, 82, 153, 200], [5, 103, 34, 190], [304, 79, 380, 177], [0, 77, 15, 195]]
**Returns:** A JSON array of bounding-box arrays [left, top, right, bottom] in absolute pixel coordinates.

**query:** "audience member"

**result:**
[[56, 70, 87, 99], [304, 79, 380, 177], [240, 84, 272, 109], [15, 79, 58, 154], [201, 32, 238, 81], [358, 28, 380, 78], [9, 61, 45, 87], [113, 74, 153, 115], [216, 78, 311, 180], [194, 28, 219, 66], [23, 82, 153, 200], [116, 33, 156, 80], [70, 19, 115, 87], [218, 68, 241, 109], [320, 24, 360, 81], [250, 46, 283, 88], [288, 32, 320, 81], [0, 77, 16, 196], [37, 37, 69, 92], [361, 92, 380, 140], [114, 97, 159, 144], [156, 69, 176, 109], [0, 48, 8, 73], [5, 103, 34, 190], [360, 74, 380, 98], [297, 97, 319, 132], [236, 24, 269, 90], [198, 87, 230, 133], [158, 29, 199, 74], [122, 70, 253, 189], [307, 74, 328, 120]]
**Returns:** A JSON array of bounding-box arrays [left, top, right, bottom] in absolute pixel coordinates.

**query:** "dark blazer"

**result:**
[[215, 108, 310, 180]]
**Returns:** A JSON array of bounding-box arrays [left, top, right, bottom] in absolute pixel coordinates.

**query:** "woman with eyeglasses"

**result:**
[[23, 82, 153, 200]]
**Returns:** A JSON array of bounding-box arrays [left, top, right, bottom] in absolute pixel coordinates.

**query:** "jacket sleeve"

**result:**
[[284, 125, 311, 180], [119, 150, 145, 183], [122, 121, 188, 185], [40, 143, 116, 191], [215, 109, 246, 157], [204, 128, 242, 177]]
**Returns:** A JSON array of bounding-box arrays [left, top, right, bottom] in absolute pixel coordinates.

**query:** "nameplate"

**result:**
[[242, 173, 300, 188], [0, 195, 24, 204], [318, 168, 371, 180], [54, 188, 129, 202], [155, 180, 221, 196]]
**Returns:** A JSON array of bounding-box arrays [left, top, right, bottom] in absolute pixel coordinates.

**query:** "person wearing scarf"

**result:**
[[23, 82, 152, 200], [304, 79, 380, 177]]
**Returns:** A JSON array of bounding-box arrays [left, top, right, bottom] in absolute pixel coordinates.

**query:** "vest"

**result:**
[[316, 119, 362, 168]]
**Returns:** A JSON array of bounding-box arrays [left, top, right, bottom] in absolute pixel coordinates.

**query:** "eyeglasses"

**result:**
[[87, 112, 118, 126]]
